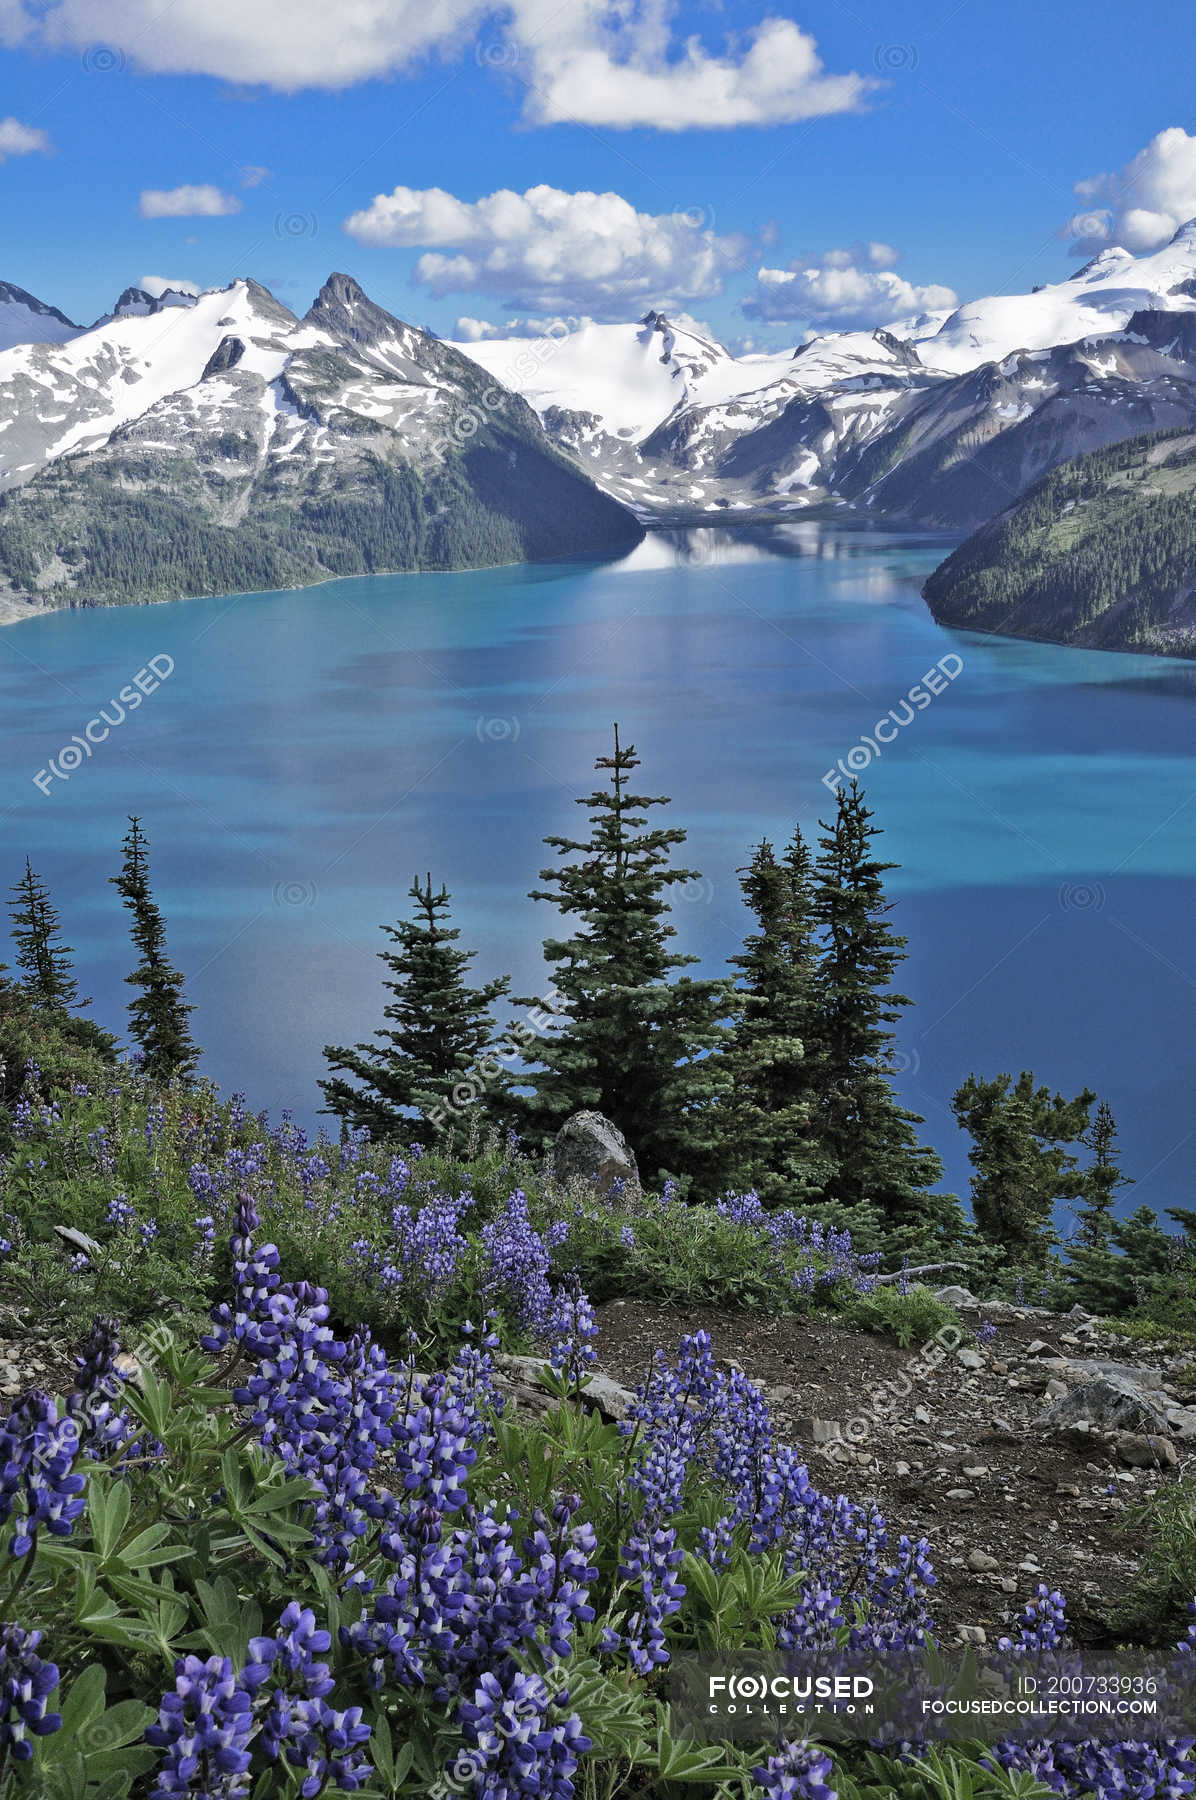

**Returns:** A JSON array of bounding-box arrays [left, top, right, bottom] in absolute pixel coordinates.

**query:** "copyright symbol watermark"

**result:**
[[82, 44, 127, 72], [273, 879, 318, 909], [1059, 881, 1106, 913], [476, 715, 520, 744], [274, 210, 318, 239], [874, 43, 918, 71]]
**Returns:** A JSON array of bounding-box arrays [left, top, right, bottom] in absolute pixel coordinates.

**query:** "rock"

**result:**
[[53, 1224, 100, 1258], [914, 1405, 932, 1425], [968, 1549, 1000, 1573], [1069, 1359, 1166, 1391], [579, 1372, 636, 1423], [1026, 1340, 1057, 1357], [934, 1286, 976, 1307], [956, 1349, 984, 1372], [552, 1111, 641, 1197], [1167, 1407, 1196, 1438], [1113, 1432, 1178, 1469], [496, 1352, 552, 1385], [1033, 1374, 1169, 1437], [945, 1488, 976, 1502], [1045, 1379, 1070, 1400], [957, 1625, 987, 1645]]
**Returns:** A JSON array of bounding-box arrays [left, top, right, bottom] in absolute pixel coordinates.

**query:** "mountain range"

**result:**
[[0, 273, 640, 620], [451, 224, 1196, 534], [7, 226, 1196, 633]]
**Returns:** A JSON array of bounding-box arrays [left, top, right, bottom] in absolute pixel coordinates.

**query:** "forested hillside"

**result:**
[[923, 427, 1196, 654]]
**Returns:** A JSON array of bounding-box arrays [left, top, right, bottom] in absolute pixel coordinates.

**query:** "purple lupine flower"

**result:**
[[752, 1738, 837, 1800], [457, 1667, 591, 1800], [480, 1191, 556, 1336], [146, 1655, 256, 1798], [0, 1624, 61, 1763], [106, 1194, 137, 1232], [0, 1392, 86, 1556], [547, 1281, 598, 1388], [66, 1317, 131, 1457]]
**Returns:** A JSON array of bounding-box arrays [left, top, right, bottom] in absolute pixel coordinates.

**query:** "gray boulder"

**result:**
[[1033, 1373, 1169, 1436], [552, 1111, 640, 1196], [53, 1224, 100, 1258], [1114, 1431, 1178, 1469]]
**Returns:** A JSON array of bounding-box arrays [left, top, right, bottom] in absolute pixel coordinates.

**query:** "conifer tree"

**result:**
[[1063, 1100, 1133, 1312], [110, 817, 198, 1083], [513, 725, 731, 1186], [8, 859, 79, 1010], [322, 874, 510, 1146], [813, 782, 949, 1239], [719, 829, 826, 1204], [952, 1070, 1093, 1265]]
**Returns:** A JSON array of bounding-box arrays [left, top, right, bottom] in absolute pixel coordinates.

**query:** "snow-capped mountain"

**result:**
[[0, 272, 640, 618], [7, 221, 1196, 620], [0, 281, 80, 353], [911, 225, 1196, 373], [450, 220, 1196, 528]]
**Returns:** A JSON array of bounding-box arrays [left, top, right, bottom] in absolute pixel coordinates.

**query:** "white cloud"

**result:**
[[744, 248, 956, 329], [344, 183, 748, 317], [0, 0, 871, 127], [452, 313, 589, 341], [138, 183, 242, 219], [1065, 128, 1196, 255], [511, 4, 873, 130], [240, 164, 271, 188], [0, 115, 50, 160], [137, 274, 202, 296]]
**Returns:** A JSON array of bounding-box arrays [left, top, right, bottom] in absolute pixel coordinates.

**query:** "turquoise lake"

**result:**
[[3, 518, 1195, 1219]]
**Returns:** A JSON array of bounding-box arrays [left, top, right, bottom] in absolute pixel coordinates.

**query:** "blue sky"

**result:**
[[2, 0, 1195, 346]]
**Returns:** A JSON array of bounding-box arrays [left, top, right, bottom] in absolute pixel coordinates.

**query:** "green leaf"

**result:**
[[56, 1664, 106, 1742]]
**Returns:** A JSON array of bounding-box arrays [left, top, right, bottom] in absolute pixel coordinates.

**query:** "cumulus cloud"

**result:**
[[451, 313, 589, 341], [344, 183, 748, 317], [137, 274, 202, 296], [744, 247, 956, 329], [511, 4, 872, 130], [0, 0, 871, 127], [1065, 128, 1196, 255], [0, 115, 50, 160], [138, 183, 242, 219]]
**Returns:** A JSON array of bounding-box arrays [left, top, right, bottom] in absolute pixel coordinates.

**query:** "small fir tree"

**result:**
[[322, 874, 510, 1146], [813, 782, 950, 1242], [719, 829, 826, 1204], [952, 1070, 1093, 1266], [8, 859, 79, 1010], [110, 817, 198, 1083], [513, 725, 731, 1187]]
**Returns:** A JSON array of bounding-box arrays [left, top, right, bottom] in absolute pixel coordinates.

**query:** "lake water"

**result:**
[[3, 518, 1195, 1223]]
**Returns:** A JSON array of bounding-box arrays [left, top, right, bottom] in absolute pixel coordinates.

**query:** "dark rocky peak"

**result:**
[[0, 281, 78, 329], [201, 336, 246, 379]]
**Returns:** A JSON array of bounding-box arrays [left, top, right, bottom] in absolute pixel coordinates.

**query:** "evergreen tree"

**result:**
[[1110, 1204, 1179, 1295], [8, 859, 79, 1009], [952, 1070, 1093, 1266], [1064, 1100, 1133, 1313], [812, 782, 950, 1241], [110, 817, 198, 1083], [513, 726, 731, 1186], [719, 829, 826, 1204], [322, 874, 510, 1147]]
